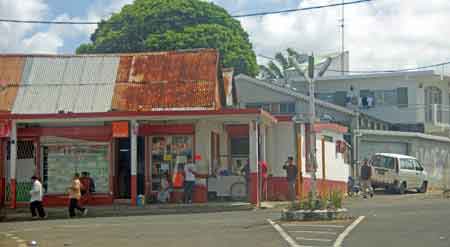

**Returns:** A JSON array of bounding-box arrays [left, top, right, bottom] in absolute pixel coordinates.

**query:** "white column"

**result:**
[[261, 126, 267, 162], [10, 120, 17, 208], [130, 120, 138, 205], [9, 121, 16, 181], [131, 120, 138, 176]]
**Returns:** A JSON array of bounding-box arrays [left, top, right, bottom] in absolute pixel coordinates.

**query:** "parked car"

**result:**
[[369, 153, 428, 194]]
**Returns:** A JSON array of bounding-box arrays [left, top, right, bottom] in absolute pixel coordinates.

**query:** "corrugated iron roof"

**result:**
[[0, 56, 24, 112], [12, 56, 119, 114], [112, 49, 220, 111]]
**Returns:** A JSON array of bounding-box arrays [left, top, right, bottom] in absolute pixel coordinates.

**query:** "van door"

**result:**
[[399, 159, 416, 189], [413, 160, 425, 187]]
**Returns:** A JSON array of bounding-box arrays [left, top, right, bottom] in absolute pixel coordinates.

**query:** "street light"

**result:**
[[289, 54, 333, 205]]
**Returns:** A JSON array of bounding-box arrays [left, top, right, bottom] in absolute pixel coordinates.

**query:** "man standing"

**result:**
[[68, 173, 88, 218], [360, 159, 374, 199], [29, 176, 46, 219], [283, 157, 298, 201], [241, 160, 250, 198], [184, 157, 197, 204]]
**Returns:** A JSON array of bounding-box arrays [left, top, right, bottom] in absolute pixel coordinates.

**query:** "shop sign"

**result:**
[[164, 154, 173, 161], [112, 122, 129, 138], [0, 120, 11, 138]]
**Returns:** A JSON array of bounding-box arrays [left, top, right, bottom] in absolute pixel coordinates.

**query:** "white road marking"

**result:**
[[282, 223, 345, 228], [267, 219, 302, 247], [334, 216, 365, 247], [296, 237, 333, 242], [291, 230, 338, 235]]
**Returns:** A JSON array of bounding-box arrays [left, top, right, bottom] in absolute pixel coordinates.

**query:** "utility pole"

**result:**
[[289, 54, 332, 206], [307, 55, 318, 203], [340, 0, 345, 75]]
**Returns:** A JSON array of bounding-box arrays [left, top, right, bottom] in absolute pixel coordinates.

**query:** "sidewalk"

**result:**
[[0, 202, 253, 222]]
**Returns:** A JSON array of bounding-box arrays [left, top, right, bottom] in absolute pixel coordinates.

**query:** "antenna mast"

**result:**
[[340, 0, 345, 75]]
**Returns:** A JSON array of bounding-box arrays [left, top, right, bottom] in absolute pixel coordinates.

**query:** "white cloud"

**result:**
[[241, 0, 450, 71], [0, 0, 48, 52], [0, 0, 132, 54]]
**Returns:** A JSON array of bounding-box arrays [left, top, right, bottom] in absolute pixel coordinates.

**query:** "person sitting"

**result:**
[[158, 172, 171, 203]]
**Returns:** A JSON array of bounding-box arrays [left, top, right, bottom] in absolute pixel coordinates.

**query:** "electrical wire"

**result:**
[[258, 54, 450, 74], [0, 0, 372, 25]]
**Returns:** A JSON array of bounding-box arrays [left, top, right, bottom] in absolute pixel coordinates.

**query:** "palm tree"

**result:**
[[259, 48, 308, 80]]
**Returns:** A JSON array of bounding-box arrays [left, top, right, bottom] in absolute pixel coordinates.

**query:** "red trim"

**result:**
[[0, 108, 271, 120], [139, 124, 195, 136], [274, 115, 294, 122], [193, 184, 208, 203], [0, 139, 4, 206], [226, 125, 249, 138], [314, 123, 348, 134], [131, 175, 137, 206], [42, 194, 114, 207], [10, 178, 16, 209], [18, 126, 112, 142], [144, 137, 151, 198]]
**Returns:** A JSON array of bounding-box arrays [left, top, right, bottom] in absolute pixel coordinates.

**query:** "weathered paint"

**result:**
[[0, 56, 24, 112], [112, 49, 220, 111]]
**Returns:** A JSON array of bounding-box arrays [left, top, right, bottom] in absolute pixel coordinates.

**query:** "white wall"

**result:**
[[267, 122, 296, 177], [195, 120, 223, 186]]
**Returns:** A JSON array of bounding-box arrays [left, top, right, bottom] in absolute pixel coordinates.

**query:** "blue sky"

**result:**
[[1, 0, 450, 71]]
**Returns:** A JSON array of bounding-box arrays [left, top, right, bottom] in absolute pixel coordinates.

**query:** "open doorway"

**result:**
[[115, 137, 145, 199]]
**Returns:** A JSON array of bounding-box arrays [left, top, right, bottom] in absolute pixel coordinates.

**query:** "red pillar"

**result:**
[[10, 178, 16, 209], [131, 175, 137, 206]]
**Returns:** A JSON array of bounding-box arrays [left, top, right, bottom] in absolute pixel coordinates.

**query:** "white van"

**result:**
[[369, 153, 428, 194]]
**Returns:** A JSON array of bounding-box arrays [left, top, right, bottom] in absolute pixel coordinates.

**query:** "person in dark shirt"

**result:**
[[283, 156, 298, 201], [360, 159, 374, 198]]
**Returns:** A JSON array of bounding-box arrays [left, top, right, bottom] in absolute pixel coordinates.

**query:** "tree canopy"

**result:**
[[76, 0, 258, 76]]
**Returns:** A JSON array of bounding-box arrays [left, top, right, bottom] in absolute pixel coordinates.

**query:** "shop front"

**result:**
[[10, 126, 114, 207]]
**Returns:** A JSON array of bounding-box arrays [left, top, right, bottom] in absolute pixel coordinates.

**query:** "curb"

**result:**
[[0, 204, 254, 222]]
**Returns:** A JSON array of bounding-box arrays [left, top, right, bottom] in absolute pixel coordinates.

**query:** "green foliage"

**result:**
[[330, 190, 343, 209], [290, 190, 343, 211], [76, 0, 258, 76]]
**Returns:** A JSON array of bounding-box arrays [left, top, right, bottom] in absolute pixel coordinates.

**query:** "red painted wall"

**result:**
[[249, 174, 347, 203]]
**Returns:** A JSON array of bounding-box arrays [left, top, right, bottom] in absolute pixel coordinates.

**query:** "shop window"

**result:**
[[151, 135, 193, 193], [6, 140, 35, 160], [42, 144, 109, 194]]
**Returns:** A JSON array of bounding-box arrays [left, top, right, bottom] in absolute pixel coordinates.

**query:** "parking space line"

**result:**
[[291, 230, 338, 235], [333, 216, 365, 247], [282, 224, 346, 228], [267, 219, 301, 247], [296, 237, 333, 242]]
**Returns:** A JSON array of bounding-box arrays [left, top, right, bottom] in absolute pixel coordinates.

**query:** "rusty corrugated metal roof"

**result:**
[[0, 56, 24, 112], [112, 49, 220, 111]]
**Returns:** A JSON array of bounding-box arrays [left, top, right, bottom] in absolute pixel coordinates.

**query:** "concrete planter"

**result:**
[[281, 208, 351, 221]]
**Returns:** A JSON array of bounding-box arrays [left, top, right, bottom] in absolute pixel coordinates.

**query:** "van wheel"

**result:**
[[398, 182, 406, 194], [418, 182, 428, 193]]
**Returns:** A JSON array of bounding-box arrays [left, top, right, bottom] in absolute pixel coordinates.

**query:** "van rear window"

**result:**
[[371, 155, 395, 169]]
